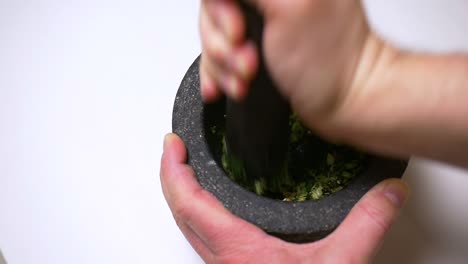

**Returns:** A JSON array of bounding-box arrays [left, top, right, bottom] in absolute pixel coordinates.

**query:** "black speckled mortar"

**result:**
[[172, 56, 408, 243]]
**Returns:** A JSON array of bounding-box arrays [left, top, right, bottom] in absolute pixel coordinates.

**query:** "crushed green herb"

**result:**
[[210, 113, 367, 202]]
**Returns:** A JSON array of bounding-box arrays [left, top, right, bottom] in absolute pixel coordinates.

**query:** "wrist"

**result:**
[[316, 32, 401, 143], [320, 36, 468, 166]]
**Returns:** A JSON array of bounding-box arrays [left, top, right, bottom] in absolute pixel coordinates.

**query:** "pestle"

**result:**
[[225, 1, 291, 191]]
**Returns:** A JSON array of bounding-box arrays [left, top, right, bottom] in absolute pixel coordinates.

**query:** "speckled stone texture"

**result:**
[[172, 56, 408, 243]]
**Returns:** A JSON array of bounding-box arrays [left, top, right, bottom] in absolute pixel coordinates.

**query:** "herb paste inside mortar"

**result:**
[[209, 113, 367, 202]]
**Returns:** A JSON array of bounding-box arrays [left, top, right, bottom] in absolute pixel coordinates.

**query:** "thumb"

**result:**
[[328, 178, 409, 261]]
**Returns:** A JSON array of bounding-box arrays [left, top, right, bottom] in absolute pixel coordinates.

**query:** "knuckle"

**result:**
[[206, 43, 225, 62], [171, 195, 196, 226], [172, 188, 207, 227], [201, 55, 213, 71], [355, 199, 391, 234]]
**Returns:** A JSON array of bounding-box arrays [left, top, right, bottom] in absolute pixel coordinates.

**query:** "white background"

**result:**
[[0, 0, 467, 263]]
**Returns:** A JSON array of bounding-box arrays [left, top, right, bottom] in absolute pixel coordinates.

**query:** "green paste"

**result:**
[[211, 114, 367, 202]]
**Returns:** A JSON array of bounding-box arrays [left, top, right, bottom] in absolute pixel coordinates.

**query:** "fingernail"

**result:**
[[229, 55, 249, 79], [384, 180, 409, 208], [164, 133, 175, 150], [222, 74, 240, 100], [200, 77, 212, 102]]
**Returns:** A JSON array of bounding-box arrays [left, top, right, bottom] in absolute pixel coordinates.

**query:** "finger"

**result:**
[[328, 178, 409, 261], [210, 0, 245, 44], [202, 45, 256, 102], [160, 133, 194, 210], [160, 134, 214, 260], [201, 42, 256, 101], [200, 56, 221, 102], [202, 53, 246, 100], [160, 133, 268, 255], [225, 42, 258, 101], [160, 133, 215, 261], [200, 4, 244, 100], [200, 1, 232, 63], [228, 40, 258, 82], [220, 0, 260, 81], [200, 1, 258, 101]]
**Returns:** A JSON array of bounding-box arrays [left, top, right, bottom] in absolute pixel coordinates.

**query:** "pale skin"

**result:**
[[161, 133, 407, 263], [161, 0, 468, 263], [199, 0, 468, 167]]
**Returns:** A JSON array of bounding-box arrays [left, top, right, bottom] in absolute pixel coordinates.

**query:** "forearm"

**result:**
[[331, 35, 468, 167]]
